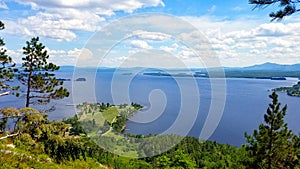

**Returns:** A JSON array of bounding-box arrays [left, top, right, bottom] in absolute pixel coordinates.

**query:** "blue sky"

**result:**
[[0, 0, 299, 67]]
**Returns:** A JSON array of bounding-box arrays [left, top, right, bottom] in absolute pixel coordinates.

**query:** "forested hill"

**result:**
[[0, 107, 248, 169]]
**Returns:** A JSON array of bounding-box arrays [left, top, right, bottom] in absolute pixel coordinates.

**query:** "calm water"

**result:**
[[1, 68, 299, 146]]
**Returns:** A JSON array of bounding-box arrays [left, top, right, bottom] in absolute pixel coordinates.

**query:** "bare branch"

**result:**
[[0, 131, 20, 140]]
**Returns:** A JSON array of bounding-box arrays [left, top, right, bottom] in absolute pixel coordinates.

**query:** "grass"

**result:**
[[77, 103, 142, 153], [0, 143, 106, 169], [104, 131, 124, 139], [101, 106, 120, 123]]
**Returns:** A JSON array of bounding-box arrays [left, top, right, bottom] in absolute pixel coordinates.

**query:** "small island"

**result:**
[[75, 77, 86, 81], [273, 82, 300, 97]]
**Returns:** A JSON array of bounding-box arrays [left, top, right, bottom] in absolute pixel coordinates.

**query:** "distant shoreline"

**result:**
[[143, 72, 292, 80]]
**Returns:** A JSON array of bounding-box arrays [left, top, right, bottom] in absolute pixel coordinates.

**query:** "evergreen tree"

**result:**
[[0, 21, 19, 97], [18, 37, 69, 109], [245, 92, 298, 169], [249, 0, 300, 21]]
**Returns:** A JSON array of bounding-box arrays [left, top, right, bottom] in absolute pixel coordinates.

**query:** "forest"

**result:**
[[274, 83, 300, 97]]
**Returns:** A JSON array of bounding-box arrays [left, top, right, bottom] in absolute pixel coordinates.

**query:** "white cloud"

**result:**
[[4, 2, 300, 67], [15, 0, 165, 14], [178, 15, 300, 66], [178, 50, 196, 59], [160, 43, 179, 53], [126, 30, 171, 41], [4, 46, 80, 66], [5, 48, 22, 63], [254, 23, 290, 37], [0, 1, 8, 9], [130, 40, 153, 50], [117, 50, 190, 68], [7, 0, 165, 41]]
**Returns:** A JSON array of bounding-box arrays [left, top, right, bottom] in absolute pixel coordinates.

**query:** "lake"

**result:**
[[1, 68, 299, 146]]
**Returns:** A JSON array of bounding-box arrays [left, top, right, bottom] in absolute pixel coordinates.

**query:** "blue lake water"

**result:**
[[1, 68, 299, 146]]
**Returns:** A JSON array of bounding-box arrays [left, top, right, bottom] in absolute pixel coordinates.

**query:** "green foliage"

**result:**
[[131, 102, 143, 110], [0, 149, 103, 169], [148, 136, 248, 169], [249, 0, 300, 21], [0, 21, 19, 97], [63, 115, 86, 135], [157, 149, 196, 169], [274, 83, 300, 97], [112, 116, 126, 132], [77, 102, 141, 137], [0, 107, 22, 131], [245, 92, 298, 169], [18, 37, 69, 108], [2, 97, 299, 168]]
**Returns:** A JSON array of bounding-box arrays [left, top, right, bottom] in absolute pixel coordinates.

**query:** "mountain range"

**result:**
[[56, 62, 300, 72]]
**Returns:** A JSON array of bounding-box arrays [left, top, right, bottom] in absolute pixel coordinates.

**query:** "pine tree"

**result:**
[[18, 37, 69, 110], [245, 92, 298, 169], [249, 0, 300, 21], [0, 21, 19, 97]]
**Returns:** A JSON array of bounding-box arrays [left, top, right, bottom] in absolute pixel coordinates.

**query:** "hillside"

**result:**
[[0, 107, 248, 169]]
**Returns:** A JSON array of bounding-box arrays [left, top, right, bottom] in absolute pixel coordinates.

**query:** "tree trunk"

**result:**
[[25, 67, 32, 107]]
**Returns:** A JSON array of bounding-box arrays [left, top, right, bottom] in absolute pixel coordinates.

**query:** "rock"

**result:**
[[46, 158, 52, 163], [6, 144, 15, 148], [1, 150, 12, 154]]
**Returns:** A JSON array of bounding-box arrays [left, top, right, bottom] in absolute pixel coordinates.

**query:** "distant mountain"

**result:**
[[241, 62, 300, 71], [58, 62, 300, 72]]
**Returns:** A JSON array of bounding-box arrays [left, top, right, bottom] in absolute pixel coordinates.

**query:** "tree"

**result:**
[[0, 21, 18, 97], [245, 92, 298, 169], [18, 37, 69, 109], [249, 0, 300, 21], [0, 107, 21, 133]]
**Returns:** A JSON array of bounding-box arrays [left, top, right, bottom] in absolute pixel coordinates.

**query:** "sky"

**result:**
[[0, 0, 300, 68]]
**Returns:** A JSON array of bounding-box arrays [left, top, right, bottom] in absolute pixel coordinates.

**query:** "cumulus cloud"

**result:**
[[14, 0, 165, 14], [254, 23, 290, 37], [179, 15, 300, 66], [4, 46, 79, 66], [131, 40, 153, 50], [160, 43, 179, 53], [3, 2, 300, 67], [6, 0, 165, 41]]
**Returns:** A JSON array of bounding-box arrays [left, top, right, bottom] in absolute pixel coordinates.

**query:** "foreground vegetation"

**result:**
[[0, 92, 299, 168]]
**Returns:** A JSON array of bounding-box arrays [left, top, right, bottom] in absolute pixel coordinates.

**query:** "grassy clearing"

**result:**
[[101, 107, 119, 124]]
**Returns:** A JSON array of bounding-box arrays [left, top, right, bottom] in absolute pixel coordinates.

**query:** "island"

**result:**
[[273, 82, 300, 97], [143, 71, 290, 79], [271, 77, 286, 80], [75, 77, 86, 81], [56, 78, 71, 81], [143, 72, 202, 77]]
